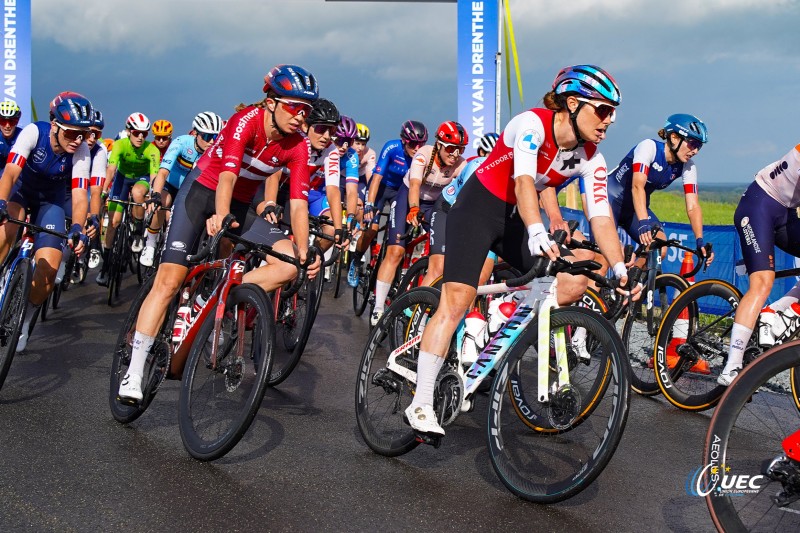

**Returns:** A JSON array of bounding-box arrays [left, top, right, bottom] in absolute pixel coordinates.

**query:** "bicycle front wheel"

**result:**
[[487, 306, 631, 503], [704, 340, 800, 532], [179, 283, 274, 461], [352, 261, 371, 316], [0, 261, 32, 391]]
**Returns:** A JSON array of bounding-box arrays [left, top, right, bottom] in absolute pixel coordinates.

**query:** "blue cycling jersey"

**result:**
[[373, 139, 412, 190], [11, 122, 90, 192], [0, 126, 21, 170], [160, 134, 202, 189], [442, 157, 485, 205], [340, 146, 359, 184]]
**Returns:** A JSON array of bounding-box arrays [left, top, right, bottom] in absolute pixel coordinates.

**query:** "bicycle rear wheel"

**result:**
[[352, 261, 371, 316], [269, 273, 318, 386], [0, 260, 32, 391], [332, 248, 345, 299], [487, 306, 631, 503], [704, 340, 800, 532], [179, 284, 273, 461]]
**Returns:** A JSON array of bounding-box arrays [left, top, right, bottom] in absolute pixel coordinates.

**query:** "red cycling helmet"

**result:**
[[436, 121, 468, 145]]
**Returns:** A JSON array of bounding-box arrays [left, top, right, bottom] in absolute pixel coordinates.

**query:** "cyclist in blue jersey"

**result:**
[[0, 101, 22, 172], [140, 112, 223, 267], [0, 92, 93, 351], [336, 115, 361, 230], [349, 120, 428, 286]]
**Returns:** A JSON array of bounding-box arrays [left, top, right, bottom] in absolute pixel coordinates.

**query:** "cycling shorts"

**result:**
[[163, 182, 179, 200], [428, 195, 496, 261], [734, 181, 800, 274], [387, 184, 435, 247], [9, 180, 67, 251], [108, 173, 149, 214], [372, 182, 399, 223], [308, 189, 331, 218]]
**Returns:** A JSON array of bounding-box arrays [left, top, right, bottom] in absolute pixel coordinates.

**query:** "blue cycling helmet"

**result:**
[[552, 64, 621, 105], [93, 109, 104, 129], [664, 113, 708, 144], [49, 91, 93, 127], [262, 64, 319, 101]]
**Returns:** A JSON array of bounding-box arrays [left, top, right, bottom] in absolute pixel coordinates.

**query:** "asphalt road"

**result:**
[[0, 272, 719, 532]]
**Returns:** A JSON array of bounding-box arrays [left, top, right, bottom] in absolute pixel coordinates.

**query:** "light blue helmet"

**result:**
[[664, 113, 708, 144], [552, 64, 621, 105]]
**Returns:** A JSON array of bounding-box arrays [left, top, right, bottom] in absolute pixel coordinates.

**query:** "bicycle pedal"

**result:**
[[116, 394, 140, 407], [413, 432, 442, 448]]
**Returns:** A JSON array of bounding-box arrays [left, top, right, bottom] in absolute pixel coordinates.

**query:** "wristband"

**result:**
[[612, 262, 627, 280]]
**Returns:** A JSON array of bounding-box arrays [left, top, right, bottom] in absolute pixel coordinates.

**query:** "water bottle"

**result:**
[[484, 299, 517, 344], [461, 311, 487, 365], [172, 305, 192, 343], [192, 293, 207, 319]]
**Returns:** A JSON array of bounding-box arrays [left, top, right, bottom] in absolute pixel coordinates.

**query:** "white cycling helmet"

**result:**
[[126, 112, 150, 131], [477, 132, 499, 153], [193, 112, 223, 135]]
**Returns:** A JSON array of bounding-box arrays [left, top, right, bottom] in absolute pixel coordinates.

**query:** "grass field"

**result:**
[[559, 188, 738, 225]]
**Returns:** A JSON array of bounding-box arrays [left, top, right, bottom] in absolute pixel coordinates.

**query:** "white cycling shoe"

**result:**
[[139, 246, 156, 267], [118, 373, 143, 402], [370, 310, 383, 328], [16, 329, 29, 352], [404, 404, 445, 436], [717, 367, 741, 386]]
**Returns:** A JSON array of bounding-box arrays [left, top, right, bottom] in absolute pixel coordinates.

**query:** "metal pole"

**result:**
[[495, 0, 503, 132]]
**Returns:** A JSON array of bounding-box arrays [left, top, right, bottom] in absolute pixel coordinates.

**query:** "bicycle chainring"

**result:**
[[434, 369, 464, 427]]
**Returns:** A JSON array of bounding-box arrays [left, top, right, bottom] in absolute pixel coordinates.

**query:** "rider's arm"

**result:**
[[0, 163, 22, 201], [538, 187, 566, 231], [151, 168, 169, 195], [89, 145, 108, 216], [263, 169, 282, 206], [102, 163, 117, 195], [290, 199, 310, 259], [366, 172, 382, 205], [589, 215, 625, 267], [69, 145, 91, 228], [0, 124, 38, 200], [214, 170, 237, 218], [514, 175, 545, 228], [631, 171, 650, 222], [685, 191, 703, 242], [326, 185, 343, 231]]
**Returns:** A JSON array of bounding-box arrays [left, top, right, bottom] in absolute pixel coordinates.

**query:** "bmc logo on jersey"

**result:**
[[32, 148, 47, 164], [769, 160, 789, 180]]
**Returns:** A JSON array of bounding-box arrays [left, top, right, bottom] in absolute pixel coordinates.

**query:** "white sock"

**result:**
[[724, 323, 753, 373], [412, 350, 445, 407], [145, 228, 159, 248], [374, 280, 391, 314], [128, 331, 155, 378], [21, 303, 40, 336], [770, 295, 799, 313]]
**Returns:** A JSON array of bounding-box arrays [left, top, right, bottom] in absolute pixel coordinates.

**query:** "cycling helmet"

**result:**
[[192, 111, 223, 134], [552, 64, 621, 105], [306, 99, 340, 126], [0, 100, 21, 119], [477, 132, 499, 153], [336, 115, 358, 139], [400, 120, 428, 144], [262, 64, 319, 101], [102, 138, 114, 152], [152, 119, 173, 137], [126, 112, 150, 131], [92, 110, 104, 129], [50, 92, 94, 127], [664, 113, 708, 144], [436, 121, 468, 145], [356, 123, 370, 142]]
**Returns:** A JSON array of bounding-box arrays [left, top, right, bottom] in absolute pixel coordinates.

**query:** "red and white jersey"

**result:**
[[196, 106, 311, 204], [90, 144, 108, 188], [755, 144, 800, 208], [308, 143, 340, 191], [359, 147, 376, 178], [404, 144, 467, 202], [475, 108, 611, 220]]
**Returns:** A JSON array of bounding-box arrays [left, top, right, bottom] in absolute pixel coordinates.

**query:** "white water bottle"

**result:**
[[461, 311, 487, 365], [192, 293, 207, 319], [172, 305, 192, 343], [484, 299, 517, 344]]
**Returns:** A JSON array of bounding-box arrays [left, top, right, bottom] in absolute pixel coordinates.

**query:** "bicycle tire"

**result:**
[[269, 272, 319, 386], [487, 306, 631, 503], [356, 287, 442, 456], [0, 260, 32, 391], [332, 248, 344, 299], [654, 279, 740, 411], [352, 261, 371, 317], [704, 340, 800, 532], [179, 283, 274, 461], [622, 272, 688, 396], [106, 222, 127, 306], [40, 289, 49, 321], [109, 276, 172, 424], [396, 256, 429, 297]]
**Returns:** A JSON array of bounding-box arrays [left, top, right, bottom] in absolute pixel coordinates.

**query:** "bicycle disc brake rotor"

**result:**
[[224, 356, 245, 392], [548, 384, 582, 430], [435, 370, 464, 427]]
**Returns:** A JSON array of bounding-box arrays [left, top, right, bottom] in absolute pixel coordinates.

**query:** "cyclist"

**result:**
[[336, 115, 361, 238], [118, 64, 320, 402], [151, 119, 173, 161], [96, 113, 160, 285], [354, 122, 376, 190], [370, 121, 468, 326], [0, 101, 23, 171], [0, 92, 92, 350], [718, 143, 800, 385], [403, 65, 634, 436], [349, 120, 427, 287], [140, 111, 223, 267], [470, 132, 499, 160]]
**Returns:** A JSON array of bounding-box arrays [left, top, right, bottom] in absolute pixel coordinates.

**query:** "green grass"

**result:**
[[558, 190, 737, 225]]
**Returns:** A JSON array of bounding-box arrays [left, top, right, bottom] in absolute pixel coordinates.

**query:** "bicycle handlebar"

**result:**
[[7, 217, 80, 248]]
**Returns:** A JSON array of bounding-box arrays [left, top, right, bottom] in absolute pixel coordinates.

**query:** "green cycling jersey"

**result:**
[[108, 137, 160, 179]]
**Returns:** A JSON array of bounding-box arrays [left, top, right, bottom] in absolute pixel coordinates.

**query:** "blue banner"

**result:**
[[2, 0, 31, 126], [457, 0, 498, 157]]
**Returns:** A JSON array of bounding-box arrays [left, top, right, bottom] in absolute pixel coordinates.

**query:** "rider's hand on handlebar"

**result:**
[[548, 218, 572, 244], [527, 223, 559, 261], [363, 202, 375, 224], [302, 249, 322, 280], [406, 206, 421, 227], [84, 214, 100, 240], [0, 199, 9, 225], [206, 213, 238, 236], [260, 202, 279, 224], [697, 238, 715, 267], [637, 217, 661, 247], [613, 263, 643, 302]]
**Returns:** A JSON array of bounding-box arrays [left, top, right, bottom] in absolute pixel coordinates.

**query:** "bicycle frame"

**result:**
[[0, 233, 35, 307]]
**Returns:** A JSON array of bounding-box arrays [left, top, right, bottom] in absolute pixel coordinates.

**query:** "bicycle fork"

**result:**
[[537, 290, 566, 403]]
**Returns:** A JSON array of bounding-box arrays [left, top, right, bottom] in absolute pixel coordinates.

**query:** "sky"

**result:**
[[31, 0, 800, 184]]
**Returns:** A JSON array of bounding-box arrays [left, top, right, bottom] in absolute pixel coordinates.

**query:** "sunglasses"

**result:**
[[685, 138, 703, 151], [405, 140, 425, 150], [198, 132, 218, 142], [311, 124, 336, 136], [0, 117, 19, 127], [154, 135, 171, 142], [129, 130, 148, 138], [576, 97, 617, 122], [440, 142, 466, 155], [276, 98, 312, 117], [89, 128, 102, 139], [56, 123, 89, 142], [333, 136, 353, 148]]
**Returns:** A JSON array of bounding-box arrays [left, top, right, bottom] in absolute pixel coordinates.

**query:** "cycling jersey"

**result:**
[[373, 139, 413, 190], [340, 147, 359, 188], [441, 157, 485, 206], [359, 147, 376, 180], [607, 138, 698, 215], [754, 144, 800, 208], [404, 145, 467, 202], [160, 134, 202, 190], [108, 137, 160, 179], [474, 108, 610, 220], [89, 142, 108, 188], [307, 144, 339, 217], [0, 127, 21, 170], [195, 106, 311, 204]]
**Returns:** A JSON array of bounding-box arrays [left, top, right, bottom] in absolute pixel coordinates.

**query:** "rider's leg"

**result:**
[[373, 244, 404, 314]]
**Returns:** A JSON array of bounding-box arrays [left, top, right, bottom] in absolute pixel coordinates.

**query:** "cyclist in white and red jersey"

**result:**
[[403, 65, 636, 436], [718, 144, 800, 385], [118, 64, 320, 403]]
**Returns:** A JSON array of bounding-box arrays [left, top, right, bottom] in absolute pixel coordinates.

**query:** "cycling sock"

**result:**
[[128, 331, 156, 378], [145, 228, 159, 248], [723, 323, 753, 372], [374, 280, 391, 314], [412, 350, 445, 407], [21, 302, 40, 336]]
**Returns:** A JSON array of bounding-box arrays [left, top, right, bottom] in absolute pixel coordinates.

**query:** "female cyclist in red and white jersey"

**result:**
[[404, 65, 636, 436], [118, 64, 320, 403]]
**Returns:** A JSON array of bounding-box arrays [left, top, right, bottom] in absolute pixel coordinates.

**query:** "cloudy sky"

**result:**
[[32, 0, 800, 184]]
